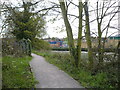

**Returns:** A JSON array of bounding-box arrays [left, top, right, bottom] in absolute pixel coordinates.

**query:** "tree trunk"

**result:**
[[59, 0, 77, 66], [97, 2, 104, 64], [84, 1, 93, 69], [97, 23, 104, 64], [77, 1, 83, 67]]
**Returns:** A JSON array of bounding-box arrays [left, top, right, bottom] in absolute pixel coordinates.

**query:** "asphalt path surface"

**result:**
[[30, 53, 85, 88]]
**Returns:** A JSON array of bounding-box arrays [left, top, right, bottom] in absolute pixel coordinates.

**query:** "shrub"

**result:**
[[31, 38, 51, 51], [2, 38, 32, 57], [2, 38, 24, 57]]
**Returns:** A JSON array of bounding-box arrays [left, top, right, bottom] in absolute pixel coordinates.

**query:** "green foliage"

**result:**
[[2, 56, 37, 88], [77, 71, 108, 88], [32, 38, 51, 50], [3, 2, 47, 56], [33, 51, 118, 88], [11, 12, 46, 40], [5, 2, 46, 40]]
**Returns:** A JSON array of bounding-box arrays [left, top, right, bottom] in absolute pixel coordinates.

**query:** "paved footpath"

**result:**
[[30, 53, 85, 88]]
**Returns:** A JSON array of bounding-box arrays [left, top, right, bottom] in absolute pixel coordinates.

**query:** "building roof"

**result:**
[[109, 34, 120, 40]]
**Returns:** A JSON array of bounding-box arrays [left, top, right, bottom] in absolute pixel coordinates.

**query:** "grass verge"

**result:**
[[33, 50, 116, 88], [2, 56, 37, 88]]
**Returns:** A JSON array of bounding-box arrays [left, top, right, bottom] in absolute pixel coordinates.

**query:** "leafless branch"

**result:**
[[102, 7, 119, 33], [68, 0, 78, 7], [35, 5, 60, 14]]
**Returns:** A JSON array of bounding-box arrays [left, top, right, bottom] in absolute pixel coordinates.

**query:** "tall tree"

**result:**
[[77, 0, 83, 66], [59, 0, 84, 67], [96, 1, 119, 65], [2, 0, 46, 56], [3, 0, 46, 40], [58, 0, 77, 65], [96, 1, 104, 65], [84, 0, 93, 69]]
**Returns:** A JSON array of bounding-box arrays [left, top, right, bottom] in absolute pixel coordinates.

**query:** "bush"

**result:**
[[31, 38, 51, 50], [2, 38, 24, 57], [2, 38, 32, 57]]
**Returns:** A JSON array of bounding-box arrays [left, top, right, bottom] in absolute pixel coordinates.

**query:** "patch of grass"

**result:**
[[33, 50, 116, 88], [2, 56, 37, 88]]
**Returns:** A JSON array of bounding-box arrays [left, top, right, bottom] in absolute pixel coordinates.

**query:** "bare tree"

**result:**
[[58, 0, 77, 66], [84, 0, 93, 69], [77, 0, 83, 67], [95, 1, 119, 66]]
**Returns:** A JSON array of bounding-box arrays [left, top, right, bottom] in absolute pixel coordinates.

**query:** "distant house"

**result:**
[[43, 37, 69, 48], [49, 41, 63, 48], [43, 35, 120, 49], [106, 34, 120, 48], [109, 34, 120, 40]]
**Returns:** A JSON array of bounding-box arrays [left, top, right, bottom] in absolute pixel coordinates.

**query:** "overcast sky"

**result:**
[[0, 0, 119, 38], [43, 0, 119, 38]]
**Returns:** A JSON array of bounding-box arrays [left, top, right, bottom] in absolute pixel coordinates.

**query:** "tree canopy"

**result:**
[[2, 0, 46, 40]]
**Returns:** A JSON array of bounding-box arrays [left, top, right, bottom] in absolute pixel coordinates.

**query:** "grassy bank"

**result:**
[[2, 56, 37, 88], [33, 50, 117, 88]]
